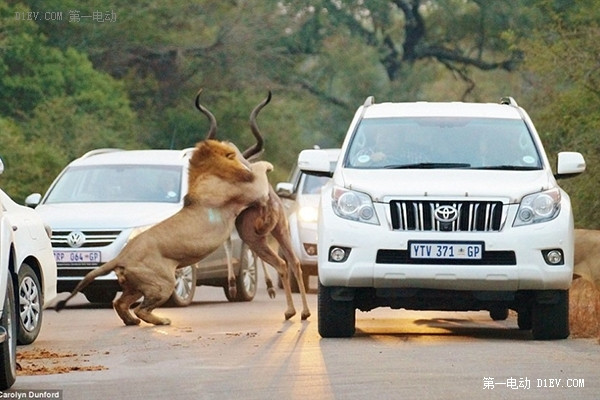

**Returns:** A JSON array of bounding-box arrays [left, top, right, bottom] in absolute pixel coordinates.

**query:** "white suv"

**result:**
[[299, 97, 586, 340], [27, 149, 257, 306]]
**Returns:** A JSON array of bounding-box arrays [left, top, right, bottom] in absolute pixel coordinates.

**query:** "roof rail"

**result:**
[[500, 96, 519, 107], [80, 148, 124, 159], [363, 96, 375, 107]]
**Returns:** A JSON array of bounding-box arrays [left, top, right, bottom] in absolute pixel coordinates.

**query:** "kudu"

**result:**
[[195, 90, 311, 320]]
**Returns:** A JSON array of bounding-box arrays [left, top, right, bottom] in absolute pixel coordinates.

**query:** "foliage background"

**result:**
[[1, 0, 598, 228]]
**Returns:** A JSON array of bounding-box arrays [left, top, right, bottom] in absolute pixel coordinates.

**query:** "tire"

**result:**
[[0, 276, 17, 389], [224, 244, 257, 302], [83, 288, 118, 304], [17, 264, 43, 345], [531, 290, 569, 340], [517, 307, 532, 330], [318, 281, 355, 338], [165, 265, 197, 307], [489, 307, 509, 321]]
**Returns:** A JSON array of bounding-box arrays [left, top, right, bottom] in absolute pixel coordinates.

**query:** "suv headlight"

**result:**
[[332, 186, 379, 225], [514, 188, 561, 226]]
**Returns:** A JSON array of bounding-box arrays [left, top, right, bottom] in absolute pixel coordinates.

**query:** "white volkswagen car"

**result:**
[[27, 148, 258, 307], [0, 157, 57, 389]]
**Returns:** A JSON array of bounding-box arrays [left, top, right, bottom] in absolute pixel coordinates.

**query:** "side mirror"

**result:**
[[275, 182, 294, 198], [298, 149, 334, 177], [555, 152, 586, 179], [25, 193, 42, 208]]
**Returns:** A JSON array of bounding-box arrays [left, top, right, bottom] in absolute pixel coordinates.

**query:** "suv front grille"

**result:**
[[390, 200, 503, 232], [51, 230, 122, 248]]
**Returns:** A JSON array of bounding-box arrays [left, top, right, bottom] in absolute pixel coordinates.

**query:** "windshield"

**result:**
[[345, 117, 542, 170], [44, 164, 183, 204], [301, 174, 330, 194]]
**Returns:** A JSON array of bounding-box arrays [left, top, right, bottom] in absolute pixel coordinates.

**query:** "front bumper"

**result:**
[[318, 202, 574, 291], [290, 219, 319, 267]]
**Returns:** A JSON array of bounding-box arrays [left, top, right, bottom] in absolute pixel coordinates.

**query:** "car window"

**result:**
[[345, 117, 542, 170], [44, 165, 183, 203]]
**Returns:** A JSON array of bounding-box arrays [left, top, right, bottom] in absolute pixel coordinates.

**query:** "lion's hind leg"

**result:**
[[113, 266, 143, 326], [133, 290, 172, 326], [113, 289, 142, 326]]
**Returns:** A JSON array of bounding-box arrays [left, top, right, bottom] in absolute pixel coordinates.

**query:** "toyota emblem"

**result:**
[[434, 205, 459, 223], [67, 231, 86, 248]]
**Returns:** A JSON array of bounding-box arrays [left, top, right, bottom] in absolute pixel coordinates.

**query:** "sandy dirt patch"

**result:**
[[17, 348, 108, 375]]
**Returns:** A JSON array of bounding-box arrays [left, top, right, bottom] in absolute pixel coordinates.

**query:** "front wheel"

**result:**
[[17, 264, 43, 345], [224, 243, 257, 302], [318, 281, 355, 338], [0, 276, 17, 389], [517, 306, 532, 330], [531, 290, 569, 340], [166, 265, 197, 307]]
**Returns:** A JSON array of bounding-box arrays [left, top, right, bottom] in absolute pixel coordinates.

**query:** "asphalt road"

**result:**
[[11, 277, 600, 400]]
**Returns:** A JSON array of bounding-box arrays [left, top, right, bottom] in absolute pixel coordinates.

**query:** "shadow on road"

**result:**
[[354, 315, 533, 341]]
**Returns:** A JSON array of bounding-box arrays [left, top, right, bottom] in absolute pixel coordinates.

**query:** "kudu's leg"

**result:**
[[272, 227, 311, 320], [224, 237, 237, 299], [259, 257, 276, 299], [249, 239, 297, 320]]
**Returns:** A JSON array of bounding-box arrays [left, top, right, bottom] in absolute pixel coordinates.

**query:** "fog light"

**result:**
[[543, 249, 564, 265], [329, 247, 350, 262], [303, 243, 317, 256]]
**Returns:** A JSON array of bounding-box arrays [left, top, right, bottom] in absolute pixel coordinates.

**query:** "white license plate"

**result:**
[[409, 242, 483, 260], [54, 250, 101, 264]]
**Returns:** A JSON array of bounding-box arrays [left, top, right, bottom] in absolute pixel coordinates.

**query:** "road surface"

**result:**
[[11, 278, 600, 400]]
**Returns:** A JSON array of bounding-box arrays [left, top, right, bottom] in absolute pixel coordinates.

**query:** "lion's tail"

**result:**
[[55, 259, 119, 312]]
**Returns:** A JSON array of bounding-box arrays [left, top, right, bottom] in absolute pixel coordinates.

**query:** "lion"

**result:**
[[574, 228, 600, 291], [55, 139, 273, 326]]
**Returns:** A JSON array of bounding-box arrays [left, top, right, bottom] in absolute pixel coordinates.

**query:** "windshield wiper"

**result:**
[[385, 162, 471, 169], [475, 165, 540, 171]]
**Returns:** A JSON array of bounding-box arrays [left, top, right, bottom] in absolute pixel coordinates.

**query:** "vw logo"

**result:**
[[434, 205, 459, 223], [67, 231, 86, 248]]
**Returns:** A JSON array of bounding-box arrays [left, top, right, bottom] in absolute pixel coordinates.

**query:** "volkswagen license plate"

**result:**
[[54, 250, 101, 264], [409, 241, 483, 260]]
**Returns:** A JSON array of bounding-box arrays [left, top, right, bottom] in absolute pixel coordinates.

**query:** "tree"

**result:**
[[0, 1, 140, 199], [279, 0, 528, 102], [0, 118, 65, 202], [518, 0, 600, 228]]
